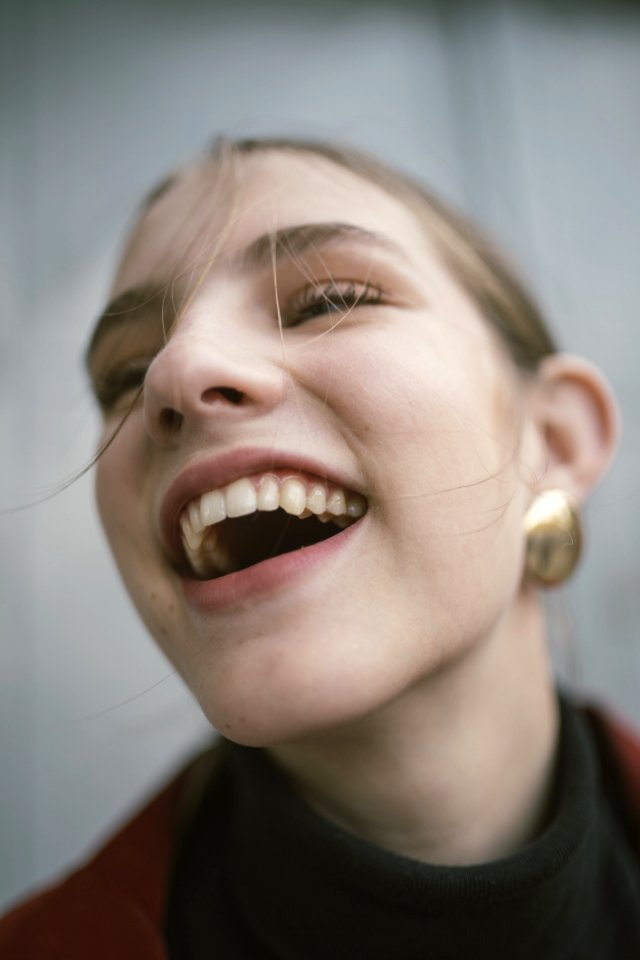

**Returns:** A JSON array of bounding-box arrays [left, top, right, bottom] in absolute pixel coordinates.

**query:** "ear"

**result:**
[[527, 354, 620, 503]]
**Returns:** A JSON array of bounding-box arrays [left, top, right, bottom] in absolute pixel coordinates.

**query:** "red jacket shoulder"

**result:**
[[0, 745, 221, 960]]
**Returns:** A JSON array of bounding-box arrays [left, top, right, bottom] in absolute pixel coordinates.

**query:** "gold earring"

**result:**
[[523, 489, 583, 587]]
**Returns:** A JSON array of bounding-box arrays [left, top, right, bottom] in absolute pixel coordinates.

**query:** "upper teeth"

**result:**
[[179, 473, 367, 576]]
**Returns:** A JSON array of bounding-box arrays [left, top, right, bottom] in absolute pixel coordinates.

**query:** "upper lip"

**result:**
[[158, 446, 365, 566]]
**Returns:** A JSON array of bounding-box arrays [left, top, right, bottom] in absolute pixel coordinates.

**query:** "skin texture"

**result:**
[[91, 150, 619, 864]]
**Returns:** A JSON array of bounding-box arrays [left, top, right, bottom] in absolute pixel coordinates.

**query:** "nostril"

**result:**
[[159, 408, 184, 432], [202, 386, 244, 405], [154, 386, 244, 438]]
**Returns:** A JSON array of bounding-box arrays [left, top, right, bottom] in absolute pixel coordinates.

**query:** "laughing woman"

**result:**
[[2, 138, 640, 958]]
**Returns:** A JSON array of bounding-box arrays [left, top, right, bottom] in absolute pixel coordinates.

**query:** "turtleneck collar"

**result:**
[[167, 697, 640, 958]]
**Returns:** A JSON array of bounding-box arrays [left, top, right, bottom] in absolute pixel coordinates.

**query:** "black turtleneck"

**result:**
[[166, 698, 640, 958]]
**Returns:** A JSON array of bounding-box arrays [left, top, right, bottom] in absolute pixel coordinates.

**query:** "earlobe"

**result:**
[[530, 353, 620, 502]]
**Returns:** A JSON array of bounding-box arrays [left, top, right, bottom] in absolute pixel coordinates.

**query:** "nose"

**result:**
[[143, 329, 285, 446]]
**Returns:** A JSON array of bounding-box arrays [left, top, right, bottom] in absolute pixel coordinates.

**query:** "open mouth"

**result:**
[[178, 473, 367, 580]]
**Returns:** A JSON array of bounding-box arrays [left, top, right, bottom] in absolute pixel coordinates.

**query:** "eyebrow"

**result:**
[[86, 221, 404, 367], [239, 221, 404, 271]]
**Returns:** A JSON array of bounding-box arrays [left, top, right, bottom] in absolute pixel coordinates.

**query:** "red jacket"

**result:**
[[2, 710, 640, 960]]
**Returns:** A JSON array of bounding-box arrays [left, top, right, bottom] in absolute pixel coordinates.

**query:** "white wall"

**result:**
[[2, 0, 639, 909]]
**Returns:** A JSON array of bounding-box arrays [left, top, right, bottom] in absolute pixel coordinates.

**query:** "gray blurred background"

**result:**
[[1, 0, 639, 910]]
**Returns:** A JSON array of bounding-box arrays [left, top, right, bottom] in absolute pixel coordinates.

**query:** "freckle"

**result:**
[[168, 604, 175, 613], [150, 592, 157, 601]]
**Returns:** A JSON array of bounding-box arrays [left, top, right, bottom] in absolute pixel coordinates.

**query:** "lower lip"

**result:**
[[180, 518, 363, 613]]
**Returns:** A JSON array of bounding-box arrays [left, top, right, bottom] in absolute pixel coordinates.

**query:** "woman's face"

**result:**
[[91, 151, 537, 745]]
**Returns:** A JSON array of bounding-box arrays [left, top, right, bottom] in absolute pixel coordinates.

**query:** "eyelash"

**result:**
[[95, 358, 151, 410], [284, 280, 384, 327]]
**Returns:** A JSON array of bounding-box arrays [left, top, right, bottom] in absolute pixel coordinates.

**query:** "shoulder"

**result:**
[[0, 742, 225, 960]]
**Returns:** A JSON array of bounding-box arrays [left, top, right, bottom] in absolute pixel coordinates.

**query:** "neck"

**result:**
[[270, 592, 559, 866]]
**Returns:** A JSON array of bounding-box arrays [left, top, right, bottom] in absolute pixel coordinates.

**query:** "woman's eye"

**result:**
[[284, 280, 384, 327], [94, 358, 151, 411]]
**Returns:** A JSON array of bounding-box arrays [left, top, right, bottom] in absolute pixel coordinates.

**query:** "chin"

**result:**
[[195, 692, 326, 748], [187, 643, 413, 749]]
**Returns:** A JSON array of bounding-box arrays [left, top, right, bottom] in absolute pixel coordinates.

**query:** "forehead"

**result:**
[[111, 151, 436, 297]]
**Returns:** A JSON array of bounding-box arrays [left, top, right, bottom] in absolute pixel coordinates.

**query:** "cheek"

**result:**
[[94, 430, 190, 668], [95, 419, 149, 554], [95, 456, 122, 548], [329, 333, 517, 488]]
